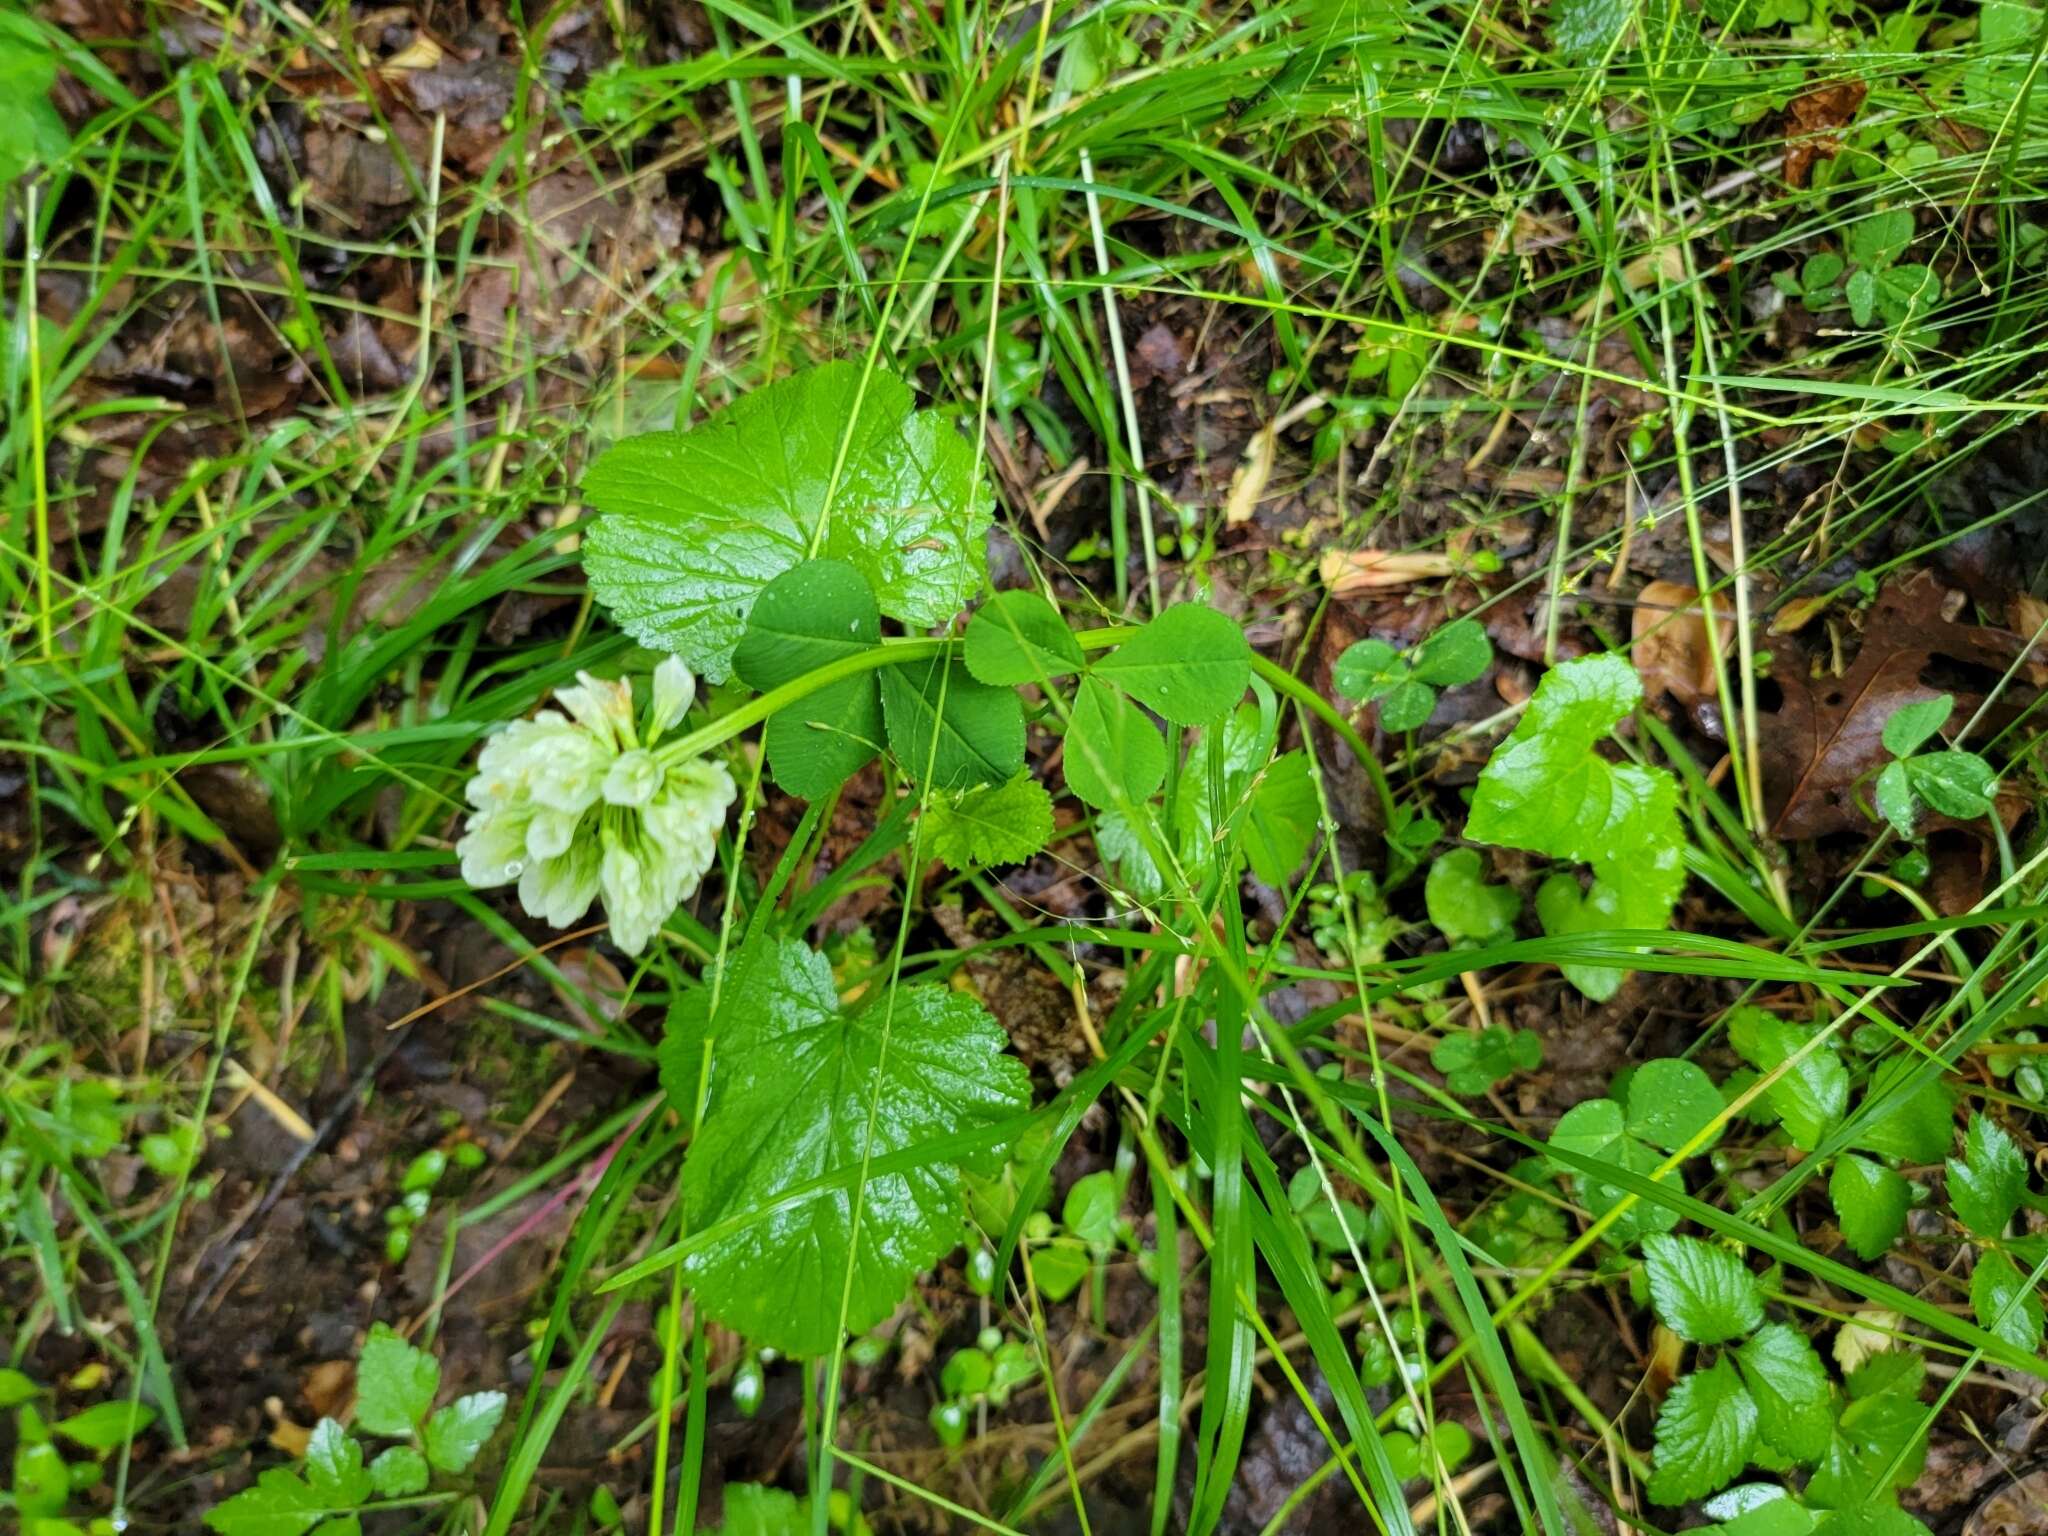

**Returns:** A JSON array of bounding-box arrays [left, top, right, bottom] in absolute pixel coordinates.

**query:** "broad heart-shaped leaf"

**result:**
[[1626, 1058, 1726, 1154], [1468, 654, 1674, 864], [1738, 1324, 1835, 1463], [1425, 848, 1519, 946], [1647, 1358, 1758, 1506], [1090, 602, 1251, 724], [423, 1391, 506, 1474], [1064, 674, 1167, 811], [963, 590, 1083, 685], [1948, 1113, 2026, 1238], [1410, 618, 1491, 687], [581, 362, 988, 683], [354, 1324, 438, 1437], [732, 559, 883, 800], [881, 655, 1025, 790], [1240, 750, 1319, 887], [923, 773, 1053, 871], [678, 936, 1030, 1357], [1642, 1233, 1764, 1344], [1830, 1154, 1911, 1262], [1971, 1251, 2046, 1352], [202, 1466, 332, 1536], [306, 1419, 371, 1506]]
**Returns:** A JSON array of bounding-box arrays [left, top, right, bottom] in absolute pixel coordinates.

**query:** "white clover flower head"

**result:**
[[457, 658, 735, 955]]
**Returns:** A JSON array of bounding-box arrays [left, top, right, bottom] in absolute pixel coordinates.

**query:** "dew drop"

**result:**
[[506, 861, 525, 878]]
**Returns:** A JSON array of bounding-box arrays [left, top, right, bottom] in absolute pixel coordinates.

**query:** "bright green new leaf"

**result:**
[[1090, 603, 1250, 724], [423, 1391, 507, 1474], [1425, 849, 1519, 945], [1642, 1233, 1764, 1344], [1971, 1251, 2045, 1351], [202, 1467, 331, 1536], [1881, 696, 1952, 757], [1029, 1239, 1091, 1302], [1948, 1113, 2026, 1238], [1626, 1058, 1726, 1155], [306, 1420, 371, 1507], [0, 1368, 34, 1407], [1240, 750, 1319, 887], [1534, 842, 1684, 1001], [1830, 1155, 1911, 1262], [963, 590, 1083, 685], [1064, 675, 1168, 811], [1712, 1493, 1817, 1536], [1648, 1358, 1759, 1505], [1738, 1324, 1835, 1463], [1411, 619, 1491, 686], [697, 1483, 813, 1535], [582, 363, 988, 682], [52, 1400, 155, 1452], [354, 1325, 438, 1437], [924, 773, 1054, 871], [369, 1445, 430, 1497], [1064, 1169, 1120, 1253], [881, 655, 1026, 790], [732, 559, 883, 800], [1729, 1010, 1849, 1151], [678, 937, 1029, 1356]]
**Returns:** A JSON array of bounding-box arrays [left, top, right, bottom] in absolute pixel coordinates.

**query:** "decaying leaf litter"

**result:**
[[6, 0, 2048, 1532]]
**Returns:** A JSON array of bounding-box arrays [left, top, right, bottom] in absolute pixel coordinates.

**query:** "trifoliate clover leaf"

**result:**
[[731, 559, 883, 801], [1424, 848, 1519, 946], [1626, 1057, 1726, 1155], [1431, 1026, 1541, 1096], [1949, 1113, 2027, 1238], [1971, 1251, 2046, 1352], [1547, 1096, 1682, 1246], [1064, 674, 1168, 811], [881, 654, 1025, 790], [369, 1445, 430, 1497], [1738, 1324, 1835, 1463], [582, 362, 988, 682], [354, 1324, 438, 1437], [1830, 1155, 1911, 1262], [924, 773, 1054, 871], [675, 936, 1029, 1356], [1642, 1233, 1764, 1344], [963, 590, 1083, 685], [1647, 1358, 1759, 1506], [1089, 603, 1250, 724], [423, 1392, 507, 1475], [1333, 620, 1491, 733]]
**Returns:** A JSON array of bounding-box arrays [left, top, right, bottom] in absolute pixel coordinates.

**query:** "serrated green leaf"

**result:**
[[52, 1399, 155, 1451], [1730, 1011, 1849, 1151], [1905, 751, 1997, 821], [202, 1468, 332, 1536], [1971, 1251, 2045, 1351], [423, 1391, 506, 1475], [1849, 1059, 1955, 1165], [1425, 849, 1519, 946], [1830, 1154, 1911, 1262], [1881, 696, 1952, 757], [305, 1420, 371, 1507], [923, 773, 1054, 871], [1949, 1113, 2026, 1237], [1240, 750, 1319, 887], [732, 559, 883, 800], [1809, 1352, 1927, 1508], [354, 1325, 438, 1437], [1738, 1324, 1835, 1463], [1090, 603, 1250, 724], [581, 363, 988, 682], [881, 655, 1025, 790], [1411, 619, 1491, 686], [1643, 1233, 1764, 1344], [1331, 638, 1406, 702], [678, 936, 1029, 1356], [1627, 1058, 1726, 1155], [1647, 1358, 1758, 1505], [368, 1445, 429, 1497], [1064, 674, 1168, 811], [963, 590, 1083, 685]]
